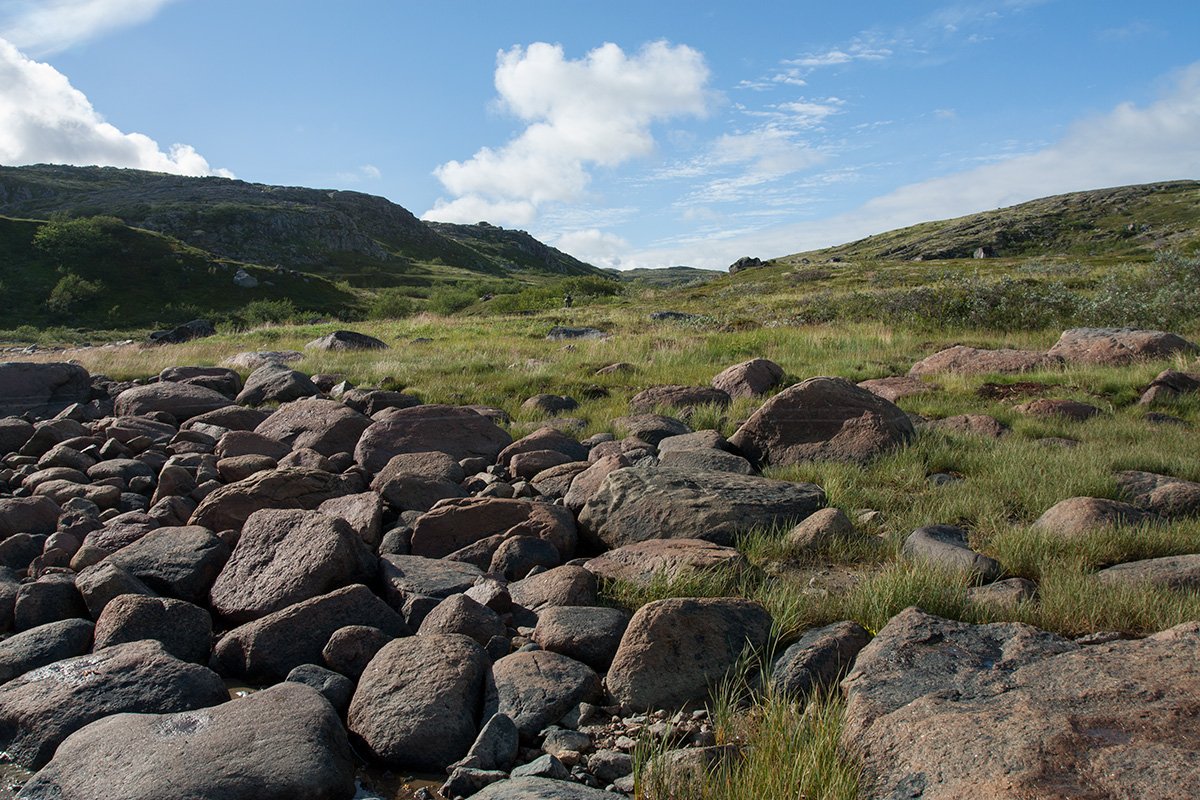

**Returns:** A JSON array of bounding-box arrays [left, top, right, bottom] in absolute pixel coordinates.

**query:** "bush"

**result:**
[[426, 285, 477, 315], [33, 215, 122, 269], [46, 272, 104, 314], [238, 299, 299, 326], [367, 288, 417, 320]]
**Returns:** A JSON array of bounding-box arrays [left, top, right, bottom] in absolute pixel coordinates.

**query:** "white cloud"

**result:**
[[619, 61, 1200, 270], [551, 229, 632, 269], [0, 37, 230, 176], [422, 40, 711, 226], [0, 0, 178, 54], [335, 164, 382, 184]]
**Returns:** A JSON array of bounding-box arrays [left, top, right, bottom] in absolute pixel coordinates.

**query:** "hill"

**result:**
[[0, 164, 603, 288], [777, 180, 1200, 264]]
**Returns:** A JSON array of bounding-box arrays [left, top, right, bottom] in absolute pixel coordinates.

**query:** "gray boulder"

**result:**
[[93, 594, 212, 664], [607, 597, 772, 711], [306, 330, 390, 351], [104, 525, 231, 605], [841, 608, 1200, 800], [728, 376, 914, 466], [771, 620, 870, 700], [354, 405, 513, 474], [254, 396, 371, 457], [209, 508, 373, 624], [902, 524, 1003, 583], [16, 682, 356, 800], [235, 363, 322, 406], [492, 650, 603, 739], [0, 363, 91, 419], [114, 382, 233, 421], [0, 639, 227, 769], [211, 584, 409, 682], [0, 619, 94, 686], [189, 467, 365, 533], [577, 466, 823, 549], [348, 634, 488, 771]]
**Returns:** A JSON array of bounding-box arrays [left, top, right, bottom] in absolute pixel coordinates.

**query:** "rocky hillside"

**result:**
[[0, 165, 603, 285], [779, 180, 1200, 263]]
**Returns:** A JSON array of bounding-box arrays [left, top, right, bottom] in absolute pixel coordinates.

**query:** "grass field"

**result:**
[[6, 251, 1200, 799]]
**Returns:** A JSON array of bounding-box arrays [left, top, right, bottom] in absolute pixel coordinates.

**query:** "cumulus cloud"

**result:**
[[0, 0, 178, 54], [0, 37, 230, 176], [551, 229, 632, 269], [622, 61, 1200, 269], [423, 40, 711, 226]]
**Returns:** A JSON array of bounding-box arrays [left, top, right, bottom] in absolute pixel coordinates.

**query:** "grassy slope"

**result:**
[[778, 180, 1200, 262], [0, 215, 359, 330]]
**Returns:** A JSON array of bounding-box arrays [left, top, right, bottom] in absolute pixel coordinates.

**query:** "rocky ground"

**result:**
[[0, 325, 1197, 799]]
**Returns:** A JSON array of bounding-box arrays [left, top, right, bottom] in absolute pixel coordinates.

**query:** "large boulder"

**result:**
[[348, 634, 488, 771], [907, 346, 1063, 377], [0, 640, 227, 769], [189, 467, 364, 533], [0, 497, 61, 540], [210, 584, 409, 682], [728, 376, 914, 466], [583, 539, 750, 589], [16, 682, 356, 800], [410, 497, 577, 561], [0, 619, 94, 686], [629, 385, 731, 413], [577, 467, 823, 549], [1047, 327, 1199, 366], [606, 597, 772, 711], [235, 363, 322, 406], [103, 525, 231, 606], [253, 397, 372, 457], [157, 366, 242, 398], [306, 330, 390, 352], [841, 608, 1200, 800], [0, 363, 91, 419], [355, 405, 513, 475], [492, 650, 603, 739], [1094, 554, 1200, 590], [711, 358, 785, 398], [114, 382, 233, 421], [93, 594, 212, 664], [770, 620, 870, 700], [1032, 496, 1155, 538], [209, 509, 372, 624], [1114, 470, 1200, 518], [1139, 369, 1200, 405], [379, 554, 484, 611]]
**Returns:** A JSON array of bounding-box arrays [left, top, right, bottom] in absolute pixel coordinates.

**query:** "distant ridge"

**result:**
[[779, 181, 1200, 263], [0, 164, 603, 285]]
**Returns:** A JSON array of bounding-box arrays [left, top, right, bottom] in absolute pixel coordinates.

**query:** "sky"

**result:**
[[1, 1, 1198, 271]]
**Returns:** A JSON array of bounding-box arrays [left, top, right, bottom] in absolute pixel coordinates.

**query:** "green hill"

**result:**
[[777, 180, 1200, 264], [0, 164, 603, 288]]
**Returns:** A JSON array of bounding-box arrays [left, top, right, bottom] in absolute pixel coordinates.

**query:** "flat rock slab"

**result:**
[[114, 383, 233, 422], [1094, 553, 1200, 590], [410, 497, 576, 561], [16, 682, 356, 800], [908, 346, 1062, 377], [842, 608, 1200, 800], [1013, 398, 1101, 421], [578, 466, 824, 549], [857, 376, 938, 403], [583, 538, 750, 588], [469, 776, 617, 800], [923, 413, 1010, 439], [254, 396, 371, 457], [1048, 327, 1199, 366], [728, 376, 914, 466], [0, 640, 227, 769]]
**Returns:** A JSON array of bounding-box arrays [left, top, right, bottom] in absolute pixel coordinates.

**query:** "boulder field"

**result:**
[[0, 328, 1196, 799]]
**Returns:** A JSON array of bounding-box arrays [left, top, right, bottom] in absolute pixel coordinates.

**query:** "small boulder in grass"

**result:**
[[787, 507, 858, 551], [1032, 496, 1156, 539], [711, 358, 785, 399], [902, 524, 1004, 583], [305, 330, 390, 352], [1013, 398, 1102, 421]]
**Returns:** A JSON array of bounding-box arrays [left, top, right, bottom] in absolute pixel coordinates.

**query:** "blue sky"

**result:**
[[1, 1, 1198, 270]]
